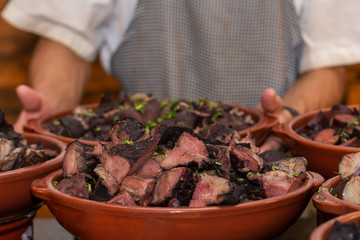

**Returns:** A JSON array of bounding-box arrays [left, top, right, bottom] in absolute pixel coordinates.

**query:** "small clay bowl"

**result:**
[[0, 210, 35, 240], [31, 170, 323, 240], [310, 211, 360, 240], [0, 133, 65, 221], [312, 175, 360, 225], [26, 104, 277, 146], [273, 105, 360, 179]]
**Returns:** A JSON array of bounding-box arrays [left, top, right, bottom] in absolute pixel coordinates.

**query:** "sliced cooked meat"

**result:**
[[313, 128, 339, 145], [151, 167, 193, 205], [342, 176, 360, 205], [230, 144, 264, 172], [120, 176, 156, 206], [338, 152, 360, 179], [62, 140, 97, 177], [260, 170, 303, 198], [55, 173, 91, 199], [135, 158, 162, 179], [94, 164, 120, 196], [189, 173, 233, 207], [108, 191, 137, 206]]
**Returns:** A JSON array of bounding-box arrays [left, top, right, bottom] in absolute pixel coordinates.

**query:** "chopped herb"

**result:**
[[86, 109, 93, 117], [86, 182, 92, 192], [292, 173, 299, 176], [334, 194, 338, 198], [162, 154, 168, 159], [330, 187, 333, 192], [93, 178, 97, 184], [94, 126, 101, 132], [117, 105, 124, 110], [145, 121, 157, 134], [209, 102, 218, 110], [347, 119, 359, 127], [113, 115, 120, 122], [157, 168, 162, 173], [134, 101, 148, 113], [215, 161, 222, 166], [330, 139, 335, 143], [52, 181, 59, 186], [237, 177, 244, 182], [317, 187, 328, 193], [123, 140, 134, 145], [133, 187, 137, 191], [53, 120, 61, 126], [271, 165, 276, 171], [247, 172, 254, 177]]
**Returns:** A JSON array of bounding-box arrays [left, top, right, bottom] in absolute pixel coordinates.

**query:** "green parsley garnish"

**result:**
[[52, 120, 61, 126], [52, 181, 59, 186], [86, 182, 92, 192], [123, 140, 134, 145], [94, 126, 101, 132], [317, 187, 328, 193]]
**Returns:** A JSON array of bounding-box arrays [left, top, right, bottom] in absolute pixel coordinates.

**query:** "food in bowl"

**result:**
[[41, 93, 258, 142], [296, 104, 360, 147], [0, 110, 59, 172], [53, 116, 308, 207]]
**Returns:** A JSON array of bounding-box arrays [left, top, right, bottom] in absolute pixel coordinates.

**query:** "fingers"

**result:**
[[260, 135, 285, 153]]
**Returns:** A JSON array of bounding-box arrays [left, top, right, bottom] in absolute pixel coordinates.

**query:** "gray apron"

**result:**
[[111, 0, 303, 108]]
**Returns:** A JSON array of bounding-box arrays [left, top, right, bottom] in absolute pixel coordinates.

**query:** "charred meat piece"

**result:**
[[135, 158, 162, 179], [62, 140, 97, 177], [59, 116, 86, 138], [94, 164, 120, 196], [260, 170, 304, 198], [120, 176, 156, 206], [342, 176, 360, 205], [189, 173, 237, 207], [151, 167, 193, 206], [313, 128, 339, 145], [55, 173, 92, 199], [108, 191, 137, 206], [338, 152, 360, 179], [230, 143, 264, 173], [109, 119, 145, 145]]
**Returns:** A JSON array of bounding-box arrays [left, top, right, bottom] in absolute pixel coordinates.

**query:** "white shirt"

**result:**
[[2, 0, 360, 74]]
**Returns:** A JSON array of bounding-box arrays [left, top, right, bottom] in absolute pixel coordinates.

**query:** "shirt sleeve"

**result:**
[[299, 0, 360, 73], [1, 0, 114, 62]]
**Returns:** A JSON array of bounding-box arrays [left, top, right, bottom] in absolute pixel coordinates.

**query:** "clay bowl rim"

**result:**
[[29, 103, 278, 145], [32, 170, 323, 218], [276, 104, 360, 153], [0, 132, 66, 183], [310, 210, 360, 240], [312, 175, 360, 213]]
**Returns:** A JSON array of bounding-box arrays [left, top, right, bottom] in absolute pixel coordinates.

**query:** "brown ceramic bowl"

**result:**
[[0, 210, 35, 240], [31, 170, 323, 240], [312, 175, 360, 224], [0, 133, 65, 221], [310, 211, 360, 240], [273, 105, 360, 179], [25, 104, 277, 146]]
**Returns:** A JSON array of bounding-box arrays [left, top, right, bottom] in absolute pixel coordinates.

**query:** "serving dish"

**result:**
[[310, 211, 360, 240], [25, 96, 277, 146], [0, 132, 65, 221], [31, 169, 323, 240], [273, 105, 360, 178], [312, 175, 360, 224]]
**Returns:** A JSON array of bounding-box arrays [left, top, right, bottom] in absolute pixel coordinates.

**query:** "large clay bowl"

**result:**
[[273, 105, 360, 179], [0, 133, 65, 221], [310, 211, 360, 240], [25, 103, 277, 146], [31, 170, 323, 240], [312, 175, 360, 224]]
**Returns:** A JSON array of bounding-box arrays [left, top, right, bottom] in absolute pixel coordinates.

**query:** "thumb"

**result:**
[[16, 84, 42, 112], [16, 84, 53, 119], [260, 88, 283, 115]]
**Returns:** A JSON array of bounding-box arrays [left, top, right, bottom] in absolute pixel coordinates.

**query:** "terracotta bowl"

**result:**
[[312, 175, 360, 225], [25, 104, 277, 146], [0, 133, 65, 221], [273, 105, 360, 179], [0, 210, 35, 240], [310, 211, 360, 240], [31, 170, 323, 240]]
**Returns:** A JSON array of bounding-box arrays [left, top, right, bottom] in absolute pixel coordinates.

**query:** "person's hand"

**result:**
[[14, 84, 53, 133], [257, 88, 295, 152]]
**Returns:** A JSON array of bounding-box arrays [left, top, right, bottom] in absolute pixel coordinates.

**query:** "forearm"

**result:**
[[29, 37, 91, 111], [283, 67, 347, 115]]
